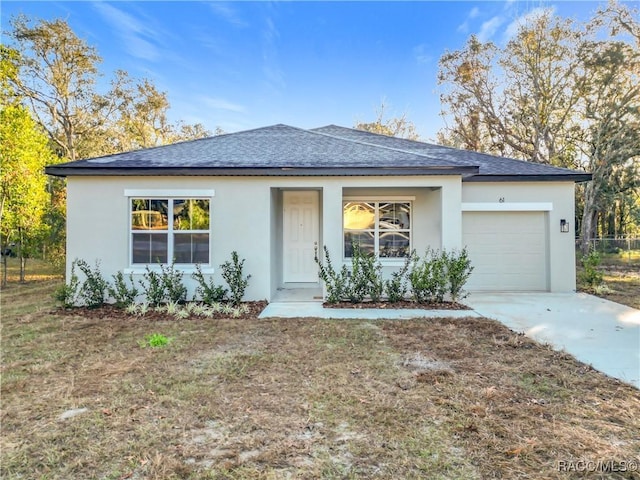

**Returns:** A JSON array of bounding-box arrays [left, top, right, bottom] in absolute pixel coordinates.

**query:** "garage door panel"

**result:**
[[462, 212, 548, 291]]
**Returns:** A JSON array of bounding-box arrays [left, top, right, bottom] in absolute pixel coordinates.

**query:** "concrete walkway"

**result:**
[[465, 292, 640, 389], [259, 301, 481, 320], [259, 293, 640, 388]]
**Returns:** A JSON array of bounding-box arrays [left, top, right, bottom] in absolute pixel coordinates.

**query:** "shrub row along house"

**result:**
[[46, 124, 591, 302]]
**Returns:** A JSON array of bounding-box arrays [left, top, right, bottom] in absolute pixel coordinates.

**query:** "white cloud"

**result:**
[[477, 16, 505, 42], [457, 6, 481, 33], [92, 2, 164, 61], [262, 14, 285, 93], [209, 3, 248, 28], [200, 96, 247, 113], [504, 6, 556, 39], [413, 44, 433, 65]]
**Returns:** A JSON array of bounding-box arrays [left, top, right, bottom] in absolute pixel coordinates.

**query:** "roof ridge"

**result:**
[[313, 125, 586, 175], [307, 126, 465, 167]]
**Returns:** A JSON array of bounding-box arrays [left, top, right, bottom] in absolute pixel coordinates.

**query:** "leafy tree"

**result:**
[[355, 101, 420, 140], [3, 15, 214, 272], [577, 39, 640, 250], [0, 104, 56, 284], [437, 2, 640, 248]]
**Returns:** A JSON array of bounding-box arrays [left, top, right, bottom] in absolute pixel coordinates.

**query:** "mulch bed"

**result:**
[[53, 301, 269, 321], [323, 300, 470, 310]]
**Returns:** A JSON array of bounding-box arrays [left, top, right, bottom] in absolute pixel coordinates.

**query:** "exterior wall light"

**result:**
[[560, 219, 569, 233]]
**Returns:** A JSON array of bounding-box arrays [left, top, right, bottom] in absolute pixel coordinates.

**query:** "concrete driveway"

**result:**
[[465, 292, 640, 389]]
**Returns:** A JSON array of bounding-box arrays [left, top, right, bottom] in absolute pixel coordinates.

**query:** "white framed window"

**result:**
[[343, 200, 412, 258], [129, 197, 211, 265]]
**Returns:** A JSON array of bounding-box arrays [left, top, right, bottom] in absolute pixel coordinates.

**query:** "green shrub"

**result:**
[[446, 248, 474, 302], [192, 263, 227, 304], [315, 245, 351, 304], [409, 249, 449, 303], [139, 267, 164, 306], [137, 262, 187, 306], [579, 250, 604, 287], [108, 271, 139, 307], [160, 262, 187, 304], [53, 260, 80, 308], [76, 259, 108, 308], [346, 243, 385, 303], [385, 256, 411, 303], [221, 251, 251, 306]]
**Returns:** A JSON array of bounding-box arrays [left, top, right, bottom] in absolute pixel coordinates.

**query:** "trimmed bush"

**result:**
[[192, 263, 227, 304], [221, 251, 251, 306], [108, 271, 139, 307]]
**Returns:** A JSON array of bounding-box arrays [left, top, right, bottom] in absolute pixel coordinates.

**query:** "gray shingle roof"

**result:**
[[46, 123, 591, 182], [312, 125, 591, 181]]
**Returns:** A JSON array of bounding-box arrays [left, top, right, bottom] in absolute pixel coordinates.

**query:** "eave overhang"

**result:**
[[462, 173, 592, 183], [45, 165, 481, 178]]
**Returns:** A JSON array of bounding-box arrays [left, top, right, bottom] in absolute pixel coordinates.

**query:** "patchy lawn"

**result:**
[[578, 251, 640, 309], [2, 280, 639, 480]]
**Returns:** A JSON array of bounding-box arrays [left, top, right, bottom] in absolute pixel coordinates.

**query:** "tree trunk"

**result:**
[[580, 183, 598, 255], [2, 253, 7, 288], [18, 227, 25, 283]]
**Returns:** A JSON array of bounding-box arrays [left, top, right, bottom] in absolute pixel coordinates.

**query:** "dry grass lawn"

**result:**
[[596, 252, 640, 310], [2, 278, 639, 480]]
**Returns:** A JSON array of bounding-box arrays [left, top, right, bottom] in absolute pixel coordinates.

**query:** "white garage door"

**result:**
[[462, 211, 548, 291]]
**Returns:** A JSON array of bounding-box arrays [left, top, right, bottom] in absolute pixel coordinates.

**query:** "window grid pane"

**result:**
[[131, 198, 210, 265], [343, 201, 411, 258]]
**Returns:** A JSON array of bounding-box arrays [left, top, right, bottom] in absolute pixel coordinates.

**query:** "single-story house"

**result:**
[[46, 124, 591, 302]]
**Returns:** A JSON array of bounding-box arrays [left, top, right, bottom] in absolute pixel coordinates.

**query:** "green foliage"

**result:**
[[108, 271, 139, 307], [446, 248, 474, 302], [140, 333, 172, 348], [138, 262, 187, 306], [409, 248, 448, 303], [192, 263, 227, 304], [314, 245, 351, 304], [408, 248, 474, 304], [579, 250, 604, 287], [220, 251, 251, 306], [385, 256, 411, 303], [160, 262, 187, 304], [76, 259, 108, 308], [139, 267, 165, 306], [346, 243, 384, 303], [314, 243, 385, 304], [53, 260, 80, 308], [0, 103, 56, 283]]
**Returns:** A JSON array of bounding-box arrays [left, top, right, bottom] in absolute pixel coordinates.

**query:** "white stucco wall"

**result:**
[[66, 175, 464, 302], [65, 175, 578, 300], [461, 181, 578, 292]]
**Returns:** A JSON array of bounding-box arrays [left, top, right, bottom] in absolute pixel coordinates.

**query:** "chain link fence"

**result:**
[[578, 236, 640, 264]]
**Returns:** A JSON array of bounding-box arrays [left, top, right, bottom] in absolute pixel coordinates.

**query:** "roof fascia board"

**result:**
[[463, 174, 592, 183], [45, 166, 479, 177]]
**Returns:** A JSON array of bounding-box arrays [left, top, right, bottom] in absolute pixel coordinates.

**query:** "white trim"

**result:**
[[124, 189, 215, 198], [343, 199, 412, 259], [344, 195, 416, 201], [128, 197, 212, 266], [461, 202, 553, 212], [124, 266, 215, 275]]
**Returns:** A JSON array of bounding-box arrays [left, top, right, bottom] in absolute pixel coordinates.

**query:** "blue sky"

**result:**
[[2, 1, 613, 140]]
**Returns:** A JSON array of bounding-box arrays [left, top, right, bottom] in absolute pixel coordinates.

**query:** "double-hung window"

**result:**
[[130, 197, 211, 265], [343, 200, 411, 258]]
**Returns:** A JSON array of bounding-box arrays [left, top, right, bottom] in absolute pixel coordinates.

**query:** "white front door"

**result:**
[[283, 191, 319, 283]]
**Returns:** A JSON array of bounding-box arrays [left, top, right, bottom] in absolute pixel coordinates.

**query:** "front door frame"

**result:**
[[282, 190, 320, 284]]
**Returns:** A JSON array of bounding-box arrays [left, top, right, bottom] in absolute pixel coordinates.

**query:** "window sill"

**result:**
[[124, 266, 215, 275], [342, 260, 408, 268]]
